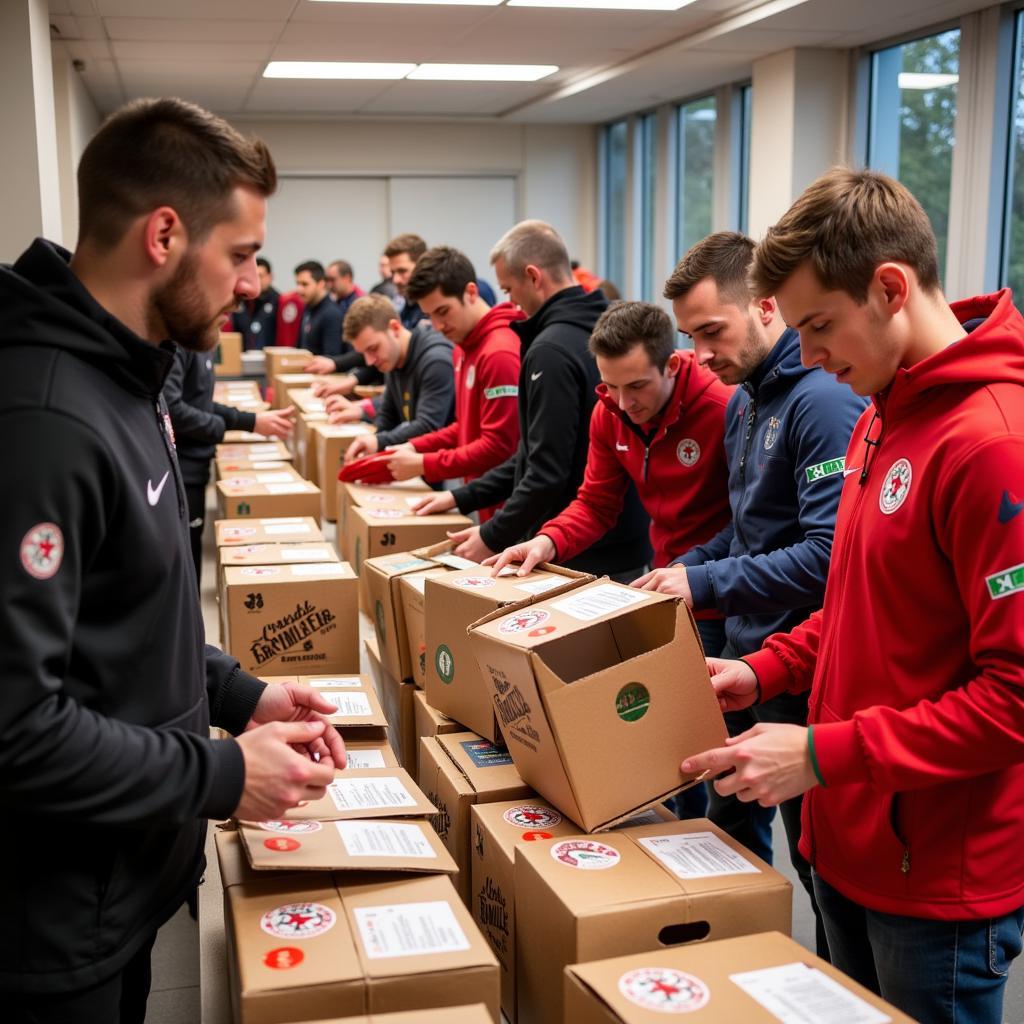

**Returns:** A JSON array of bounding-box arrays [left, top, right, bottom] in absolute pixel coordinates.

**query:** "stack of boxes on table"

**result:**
[[208, 398, 910, 1024]]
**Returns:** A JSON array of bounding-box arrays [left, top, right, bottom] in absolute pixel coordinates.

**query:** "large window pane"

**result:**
[[603, 120, 628, 294], [676, 96, 716, 259], [868, 30, 960, 284], [1002, 12, 1024, 301], [738, 84, 751, 235], [639, 113, 658, 300]]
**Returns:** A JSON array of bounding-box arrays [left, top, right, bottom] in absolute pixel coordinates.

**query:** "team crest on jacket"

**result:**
[[676, 439, 701, 467], [879, 458, 912, 515], [763, 416, 781, 451], [465, 364, 476, 389], [260, 902, 336, 939], [281, 301, 299, 324], [618, 967, 710, 1013], [20, 522, 64, 580]]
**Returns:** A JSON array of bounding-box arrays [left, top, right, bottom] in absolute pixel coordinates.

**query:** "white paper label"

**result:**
[[242, 444, 281, 455], [335, 821, 437, 859], [254, 472, 296, 484], [639, 832, 760, 878], [729, 962, 891, 1024], [353, 900, 470, 959], [344, 749, 387, 769], [323, 692, 373, 717], [260, 517, 304, 524], [263, 523, 312, 535], [283, 547, 330, 560], [290, 563, 349, 577], [433, 553, 478, 570], [550, 583, 648, 622], [309, 676, 362, 688], [515, 576, 563, 595], [328, 776, 417, 811], [265, 482, 308, 494]]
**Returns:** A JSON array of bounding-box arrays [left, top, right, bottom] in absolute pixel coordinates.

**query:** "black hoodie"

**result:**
[[0, 240, 266, 994], [454, 286, 651, 573]]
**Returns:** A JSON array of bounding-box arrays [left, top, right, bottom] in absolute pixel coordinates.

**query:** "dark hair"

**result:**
[[294, 260, 325, 282], [256, 257, 271, 272], [751, 167, 940, 301], [77, 97, 276, 251], [663, 232, 754, 307], [384, 233, 427, 261], [328, 259, 353, 279], [405, 246, 477, 303], [589, 301, 676, 371]]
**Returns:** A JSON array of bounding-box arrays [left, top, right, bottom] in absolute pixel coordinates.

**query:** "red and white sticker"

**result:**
[[498, 609, 550, 635], [550, 839, 620, 870], [260, 902, 336, 940], [264, 837, 301, 852], [259, 820, 323, 834], [369, 508, 405, 519], [263, 946, 304, 970], [529, 626, 556, 637], [618, 967, 710, 1013], [240, 567, 282, 577], [20, 522, 64, 580], [504, 804, 563, 829], [452, 575, 497, 589]]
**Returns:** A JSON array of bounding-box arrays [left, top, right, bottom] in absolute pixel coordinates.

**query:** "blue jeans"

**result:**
[[813, 872, 1024, 1023]]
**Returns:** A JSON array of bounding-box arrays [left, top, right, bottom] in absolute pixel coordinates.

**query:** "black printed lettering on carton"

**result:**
[[477, 875, 510, 956], [249, 600, 336, 666]]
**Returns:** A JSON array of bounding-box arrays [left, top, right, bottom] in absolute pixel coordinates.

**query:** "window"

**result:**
[[602, 120, 628, 294], [676, 96, 716, 259], [1002, 11, 1024, 301], [868, 29, 961, 283], [638, 113, 658, 299], [737, 84, 752, 234]]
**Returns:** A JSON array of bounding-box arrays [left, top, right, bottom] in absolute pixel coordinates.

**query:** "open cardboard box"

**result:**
[[215, 517, 324, 547], [312, 423, 377, 520], [469, 579, 726, 831], [337, 480, 433, 560]]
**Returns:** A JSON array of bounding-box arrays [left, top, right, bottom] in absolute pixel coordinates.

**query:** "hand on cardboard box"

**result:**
[[382, 444, 424, 481], [254, 406, 295, 439], [328, 395, 365, 425], [631, 564, 692, 604], [682, 722, 819, 807], [704, 657, 760, 713], [247, 682, 348, 766], [312, 374, 357, 398], [485, 534, 556, 577], [411, 490, 457, 516], [448, 524, 495, 563], [345, 434, 379, 462], [304, 355, 337, 375]]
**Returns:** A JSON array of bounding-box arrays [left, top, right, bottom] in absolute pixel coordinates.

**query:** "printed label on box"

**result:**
[[618, 967, 711, 1014], [262, 523, 312, 535], [266, 483, 309, 495], [353, 900, 471, 960], [369, 508, 406, 519], [327, 776, 417, 811], [452, 575, 496, 589], [283, 547, 331, 560], [729, 962, 892, 1024], [240, 567, 281, 577], [322, 692, 373, 717], [550, 583, 648, 622], [459, 738, 514, 769], [550, 839, 621, 870], [515, 576, 563, 595], [309, 676, 361, 687], [387, 556, 433, 572], [335, 821, 438, 859], [290, 563, 349, 577], [344, 749, 388, 770], [639, 832, 760, 879], [222, 527, 257, 539], [433, 554, 478, 570]]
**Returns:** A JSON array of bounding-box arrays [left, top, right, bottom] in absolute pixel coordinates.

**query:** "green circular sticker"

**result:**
[[616, 683, 650, 723], [435, 644, 455, 684]]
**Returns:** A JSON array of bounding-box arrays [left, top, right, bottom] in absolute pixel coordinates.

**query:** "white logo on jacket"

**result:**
[[20, 522, 64, 579], [676, 439, 701, 467], [465, 364, 476, 389], [147, 471, 170, 507], [879, 458, 912, 514]]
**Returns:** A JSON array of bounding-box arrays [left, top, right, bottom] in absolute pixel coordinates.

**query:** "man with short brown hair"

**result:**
[[385, 232, 429, 330]]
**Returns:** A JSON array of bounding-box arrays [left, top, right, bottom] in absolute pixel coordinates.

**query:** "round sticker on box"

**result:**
[[523, 831, 553, 842], [264, 837, 301, 852], [369, 508, 404, 519], [260, 902, 336, 940], [504, 804, 563, 830], [259, 820, 322, 834], [499, 609, 550, 635], [529, 625, 556, 637], [263, 947, 304, 970], [435, 644, 455, 684], [615, 682, 650, 723], [550, 839, 620, 870], [618, 967, 710, 1014], [452, 575, 496, 589], [241, 567, 282, 577]]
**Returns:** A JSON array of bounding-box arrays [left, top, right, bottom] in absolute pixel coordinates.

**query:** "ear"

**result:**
[[142, 206, 183, 269], [665, 350, 683, 378], [388, 318, 402, 337], [524, 264, 544, 289], [464, 281, 479, 304], [754, 296, 777, 326], [874, 263, 910, 314]]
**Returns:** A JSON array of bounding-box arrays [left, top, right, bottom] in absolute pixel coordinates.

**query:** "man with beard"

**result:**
[[0, 97, 346, 1023]]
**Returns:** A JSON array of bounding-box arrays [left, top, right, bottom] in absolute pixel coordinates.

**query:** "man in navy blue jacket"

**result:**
[[637, 232, 865, 957]]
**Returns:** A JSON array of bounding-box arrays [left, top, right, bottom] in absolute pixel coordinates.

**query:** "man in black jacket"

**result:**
[[163, 346, 295, 587], [231, 255, 278, 348], [414, 220, 650, 575], [0, 98, 346, 1024], [295, 259, 345, 357]]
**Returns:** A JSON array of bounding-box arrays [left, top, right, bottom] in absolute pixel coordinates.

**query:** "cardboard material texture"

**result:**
[[563, 930, 915, 1023], [221, 562, 358, 676], [217, 477, 322, 521], [400, 570, 451, 687], [337, 480, 432, 560], [469, 580, 726, 831], [412, 689, 461, 759], [470, 798, 674, 1022], [215, 518, 324, 548], [215, 459, 293, 480], [417, 732, 532, 906], [344, 739, 400, 770], [302, 1006, 493, 1024], [216, 440, 292, 463], [219, 542, 339, 567], [515, 818, 792, 1024], [295, 412, 329, 483], [278, 766, 437, 823], [313, 423, 378, 522], [426, 565, 591, 744], [263, 351, 314, 393], [215, 331, 243, 376], [365, 636, 417, 770], [224, 867, 499, 1024]]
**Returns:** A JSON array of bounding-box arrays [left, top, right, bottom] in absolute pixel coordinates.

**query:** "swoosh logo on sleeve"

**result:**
[[999, 489, 1024, 524], [147, 470, 170, 507], [843, 467, 862, 478], [615, 443, 629, 452], [530, 371, 543, 382]]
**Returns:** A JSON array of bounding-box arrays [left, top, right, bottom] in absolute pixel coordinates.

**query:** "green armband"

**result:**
[[807, 725, 827, 788]]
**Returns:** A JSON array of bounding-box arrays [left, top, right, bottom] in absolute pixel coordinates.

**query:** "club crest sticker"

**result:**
[[550, 839, 620, 870], [498, 609, 550, 635], [259, 820, 323, 834], [504, 805, 563, 829], [763, 416, 781, 451], [618, 967, 711, 1013], [616, 682, 650, 722], [260, 902, 336, 940], [281, 301, 299, 324], [465, 364, 477, 389], [20, 522, 64, 580], [676, 439, 701, 467], [879, 458, 912, 515], [452, 575, 496, 589]]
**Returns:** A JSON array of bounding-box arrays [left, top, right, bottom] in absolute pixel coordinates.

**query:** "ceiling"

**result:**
[[48, 0, 992, 123]]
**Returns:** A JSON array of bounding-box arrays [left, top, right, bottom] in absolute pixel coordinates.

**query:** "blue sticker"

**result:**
[[459, 739, 514, 769]]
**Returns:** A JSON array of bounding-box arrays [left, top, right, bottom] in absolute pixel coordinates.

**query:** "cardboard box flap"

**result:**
[[352, 506, 470, 529], [219, 542, 339, 566], [421, 736, 476, 802], [447, 564, 591, 614], [344, 740, 400, 770], [238, 818, 458, 875], [223, 562, 356, 585], [310, 1005, 493, 1024], [437, 732, 524, 796], [281, 768, 436, 822], [215, 516, 323, 546], [316, 685, 389, 730]]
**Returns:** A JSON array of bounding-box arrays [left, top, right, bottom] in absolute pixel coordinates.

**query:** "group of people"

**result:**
[[1, 95, 1022, 1024]]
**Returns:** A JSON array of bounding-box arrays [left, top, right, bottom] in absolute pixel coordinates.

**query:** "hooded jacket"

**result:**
[[453, 286, 651, 573], [232, 286, 278, 350], [374, 320, 455, 449], [674, 329, 867, 654], [411, 302, 523, 518], [0, 240, 265, 992], [745, 292, 1024, 919], [539, 350, 733, 570]]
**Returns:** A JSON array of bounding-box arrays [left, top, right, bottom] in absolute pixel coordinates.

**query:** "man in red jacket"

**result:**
[[488, 300, 732, 653], [382, 246, 522, 521], [684, 167, 1024, 1023]]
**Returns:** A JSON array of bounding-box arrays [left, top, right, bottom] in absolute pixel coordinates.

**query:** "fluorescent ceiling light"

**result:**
[[309, 0, 502, 5], [509, 0, 695, 9], [264, 61, 415, 79], [898, 72, 959, 90], [408, 63, 558, 81]]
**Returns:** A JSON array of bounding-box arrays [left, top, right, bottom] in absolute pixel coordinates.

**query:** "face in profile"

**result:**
[[597, 345, 679, 425], [351, 323, 401, 372], [417, 286, 475, 344], [388, 252, 417, 295]]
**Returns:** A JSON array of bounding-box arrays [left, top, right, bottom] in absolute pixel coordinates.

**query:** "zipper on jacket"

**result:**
[[732, 387, 758, 550], [643, 443, 651, 483], [155, 399, 186, 519]]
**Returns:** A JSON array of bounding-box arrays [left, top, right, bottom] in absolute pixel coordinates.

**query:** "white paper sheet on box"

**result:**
[[639, 832, 760, 879], [335, 821, 437, 859], [353, 900, 470, 960], [549, 583, 648, 621], [328, 777, 417, 811]]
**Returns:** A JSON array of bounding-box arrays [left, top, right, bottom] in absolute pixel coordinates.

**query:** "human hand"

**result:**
[[248, 682, 347, 768], [327, 395, 364, 424], [344, 435, 379, 462], [484, 535, 556, 577], [632, 564, 693, 605], [706, 657, 760, 713], [304, 355, 337, 375], [681, 723, 818, 807], [383, 445, 424, 481], [448, 525, 494, 562], [254, 406, 295, 439], [312, 374, 357, 398], [411, 491, 457, 516]]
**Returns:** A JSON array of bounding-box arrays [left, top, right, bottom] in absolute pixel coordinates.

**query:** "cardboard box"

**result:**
[[215, 379, 262, 405], [224, 868, 499, 1024], [286, 387, 329, 417], [470, 798, 674, 1021], [313, 423, 378, 522], [337, 479, 434, 558], [418, 732, 532, 906], [399, 570, 451, 688], [260, 672, 388, 744], [295, 413, 329, 483], [425, 566, 590, 744], [215, 458, 294, 480], [413, 688, 461, 753], [517, 818, 792, 1024], [216, 331, 243, 376], [219, 542, 339, 568], [217, 478, 322, 521], [264, 348, 314, 388], [221, 562, 358, 676], [563, 931, 915, 1023], [217, 440, 292, 463], [469, 581, 726, 831], [215, 517, 324, 547], [278, 767, 438, 824], [305, 1006, 493, 1024], [365, 636, 416, 771]]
